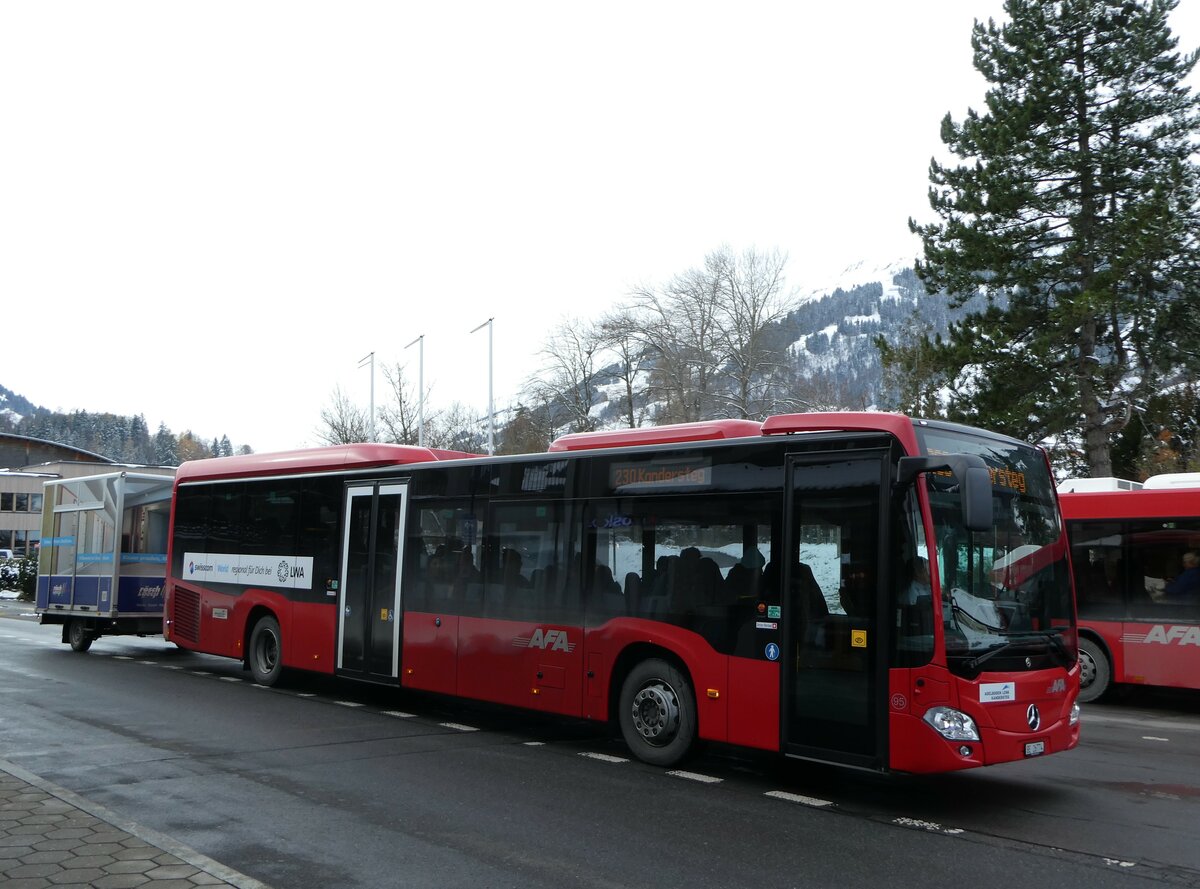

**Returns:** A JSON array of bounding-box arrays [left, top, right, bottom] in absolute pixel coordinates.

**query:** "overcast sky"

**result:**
[[3, 2, 1199, 455]]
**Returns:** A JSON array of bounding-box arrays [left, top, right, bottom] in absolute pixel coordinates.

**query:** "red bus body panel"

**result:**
[[888, 663, 1080, 772], [402, 613, 459, 695], [1061, 487, 1200, 692]]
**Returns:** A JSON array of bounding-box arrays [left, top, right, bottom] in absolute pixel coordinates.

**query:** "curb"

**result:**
[[0, 757, 273, 889]]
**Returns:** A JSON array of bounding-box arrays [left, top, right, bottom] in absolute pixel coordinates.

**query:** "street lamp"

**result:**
[[358, 351, 375, 442], [469, 318, 494, 455], [404, 334, 425, 447]]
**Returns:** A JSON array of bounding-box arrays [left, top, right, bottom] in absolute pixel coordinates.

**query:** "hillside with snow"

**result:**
[[577, 260, 987, 429]]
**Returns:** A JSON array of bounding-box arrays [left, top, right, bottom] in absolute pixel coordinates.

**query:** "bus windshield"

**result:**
[[915, 425, 1076, 679]]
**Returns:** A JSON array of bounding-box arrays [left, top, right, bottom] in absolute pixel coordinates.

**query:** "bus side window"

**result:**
[[488, 502, 566, 622], [407, 504, 483, 616]]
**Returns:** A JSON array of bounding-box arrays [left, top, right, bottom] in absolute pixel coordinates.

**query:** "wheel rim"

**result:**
[[256, 629, 279, 674], [631, 680, 681, 746], [1078, 649, 1096, 689], [70, 623, 84, 645]]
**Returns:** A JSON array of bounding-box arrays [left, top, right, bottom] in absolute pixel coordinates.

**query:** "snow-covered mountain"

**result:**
[[577, 260, 983, 428]]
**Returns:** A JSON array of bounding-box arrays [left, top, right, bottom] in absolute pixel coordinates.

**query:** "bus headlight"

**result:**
[[923, 706, 980, 742], [1069, 701, 1080, 726]]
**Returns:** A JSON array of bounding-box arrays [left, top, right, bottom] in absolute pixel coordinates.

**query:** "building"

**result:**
[[0, 433, 174, 556]]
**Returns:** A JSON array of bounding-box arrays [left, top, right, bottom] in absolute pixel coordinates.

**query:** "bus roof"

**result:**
[[1142, 472, 1200, 490], [174, 443, 475, 484], [1059, 485, 1200, 521], [550, 412, 926, 453], [1058, 477, 1143, 493], [549, 419, 763, 452]]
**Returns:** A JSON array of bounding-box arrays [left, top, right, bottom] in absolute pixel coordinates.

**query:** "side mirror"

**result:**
[[897, 455, 993, 533], [961, 466, 993, 532]]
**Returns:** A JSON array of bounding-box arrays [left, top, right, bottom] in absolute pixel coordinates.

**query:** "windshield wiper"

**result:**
[[960, 641, 1020, 673], [1043, 626, 1074, 669], [960, 630, 1073, 675]]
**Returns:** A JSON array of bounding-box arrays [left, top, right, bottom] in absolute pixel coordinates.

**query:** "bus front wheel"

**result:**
[[249, 616, 283, 686], [67, 620, 94, 653], [618, 658, 696, 767], [1078, 637, 1111, 703]]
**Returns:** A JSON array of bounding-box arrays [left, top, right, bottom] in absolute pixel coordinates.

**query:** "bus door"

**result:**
[[782, 451, 888, 769], [338, 482, 409, 681]]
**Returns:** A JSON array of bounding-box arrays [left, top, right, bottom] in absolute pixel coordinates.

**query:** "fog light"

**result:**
[[923, 706, 980, 741], [958, 745, 972, 756]]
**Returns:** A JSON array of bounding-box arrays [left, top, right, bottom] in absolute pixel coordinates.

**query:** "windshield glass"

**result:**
[[915, 424, 1076, 678]]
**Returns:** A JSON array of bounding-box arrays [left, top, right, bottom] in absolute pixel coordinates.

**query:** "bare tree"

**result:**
[[377, 362, 439, 446], [317, 386, 371, 445], [527, 317, 608, 434], [598, 309, 651, 428], [711, 247, 796, 419], [629, 246, 796, 423], [630, 255, 725, 423], [425, 401, 486, 453]]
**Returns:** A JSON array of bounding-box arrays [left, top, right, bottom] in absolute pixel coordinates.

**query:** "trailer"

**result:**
[[36, 471, 173, 651]]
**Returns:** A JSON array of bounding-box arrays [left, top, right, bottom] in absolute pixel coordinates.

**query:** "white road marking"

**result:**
[[765, 790, 833, 808], [1142, 736, 1170, 742], [334, 700, 364, 707], [893, 817, 964, 834], [667, 770, 722, 784], [382, 710, 416, 719], [578, 752, 628, 763], [440, 722, 479, 732]]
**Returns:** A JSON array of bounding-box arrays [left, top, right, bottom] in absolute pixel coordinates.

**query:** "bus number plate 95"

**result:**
[[1024, 741, 1045, 757]]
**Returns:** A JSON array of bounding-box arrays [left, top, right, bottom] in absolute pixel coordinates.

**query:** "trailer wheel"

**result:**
[[249, 616, 283, 686], [67, 619, 94, 653], [618, 658, 696, 767], [1078, 637, 1111, 703]]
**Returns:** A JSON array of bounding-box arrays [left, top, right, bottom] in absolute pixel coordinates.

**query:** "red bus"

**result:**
[[163, 413, 1080, 773], [1060, 473, 1200, 702]]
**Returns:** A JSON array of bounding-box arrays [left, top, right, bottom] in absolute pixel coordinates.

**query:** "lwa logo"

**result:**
[[277, 561, 306, 584]]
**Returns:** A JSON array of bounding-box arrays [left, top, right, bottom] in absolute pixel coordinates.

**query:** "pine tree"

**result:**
[[153, 424, 179, 465], [911, 0, 1200, 476]]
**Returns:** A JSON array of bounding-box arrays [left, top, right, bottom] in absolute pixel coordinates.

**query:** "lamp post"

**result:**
[[358, 351, 375, 442], [469, 318, 494, 455], [404, 334, 425, 447]]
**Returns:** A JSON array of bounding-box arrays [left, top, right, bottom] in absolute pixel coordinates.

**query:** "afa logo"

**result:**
[[1141, 625, 1200, 646], [512, 628, 576, 652]]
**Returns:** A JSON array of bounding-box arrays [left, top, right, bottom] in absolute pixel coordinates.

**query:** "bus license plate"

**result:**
[[1024, 740, 1045, 757]]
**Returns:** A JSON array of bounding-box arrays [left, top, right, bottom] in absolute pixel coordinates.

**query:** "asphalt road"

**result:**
[[2, 604, 1198, 889]]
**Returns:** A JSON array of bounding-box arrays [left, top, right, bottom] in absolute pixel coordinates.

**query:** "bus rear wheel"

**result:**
[[67, 619, 94, 653], [249, 616, 283, 686], [1078, 637, 1111, 703], [618, 658, 696, 767]]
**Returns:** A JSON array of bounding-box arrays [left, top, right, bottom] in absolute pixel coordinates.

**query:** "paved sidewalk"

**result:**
[[0, 759, 272, 889]]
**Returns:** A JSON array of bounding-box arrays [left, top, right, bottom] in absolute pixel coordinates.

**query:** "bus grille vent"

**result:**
[[173, 587, 200, 643]]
